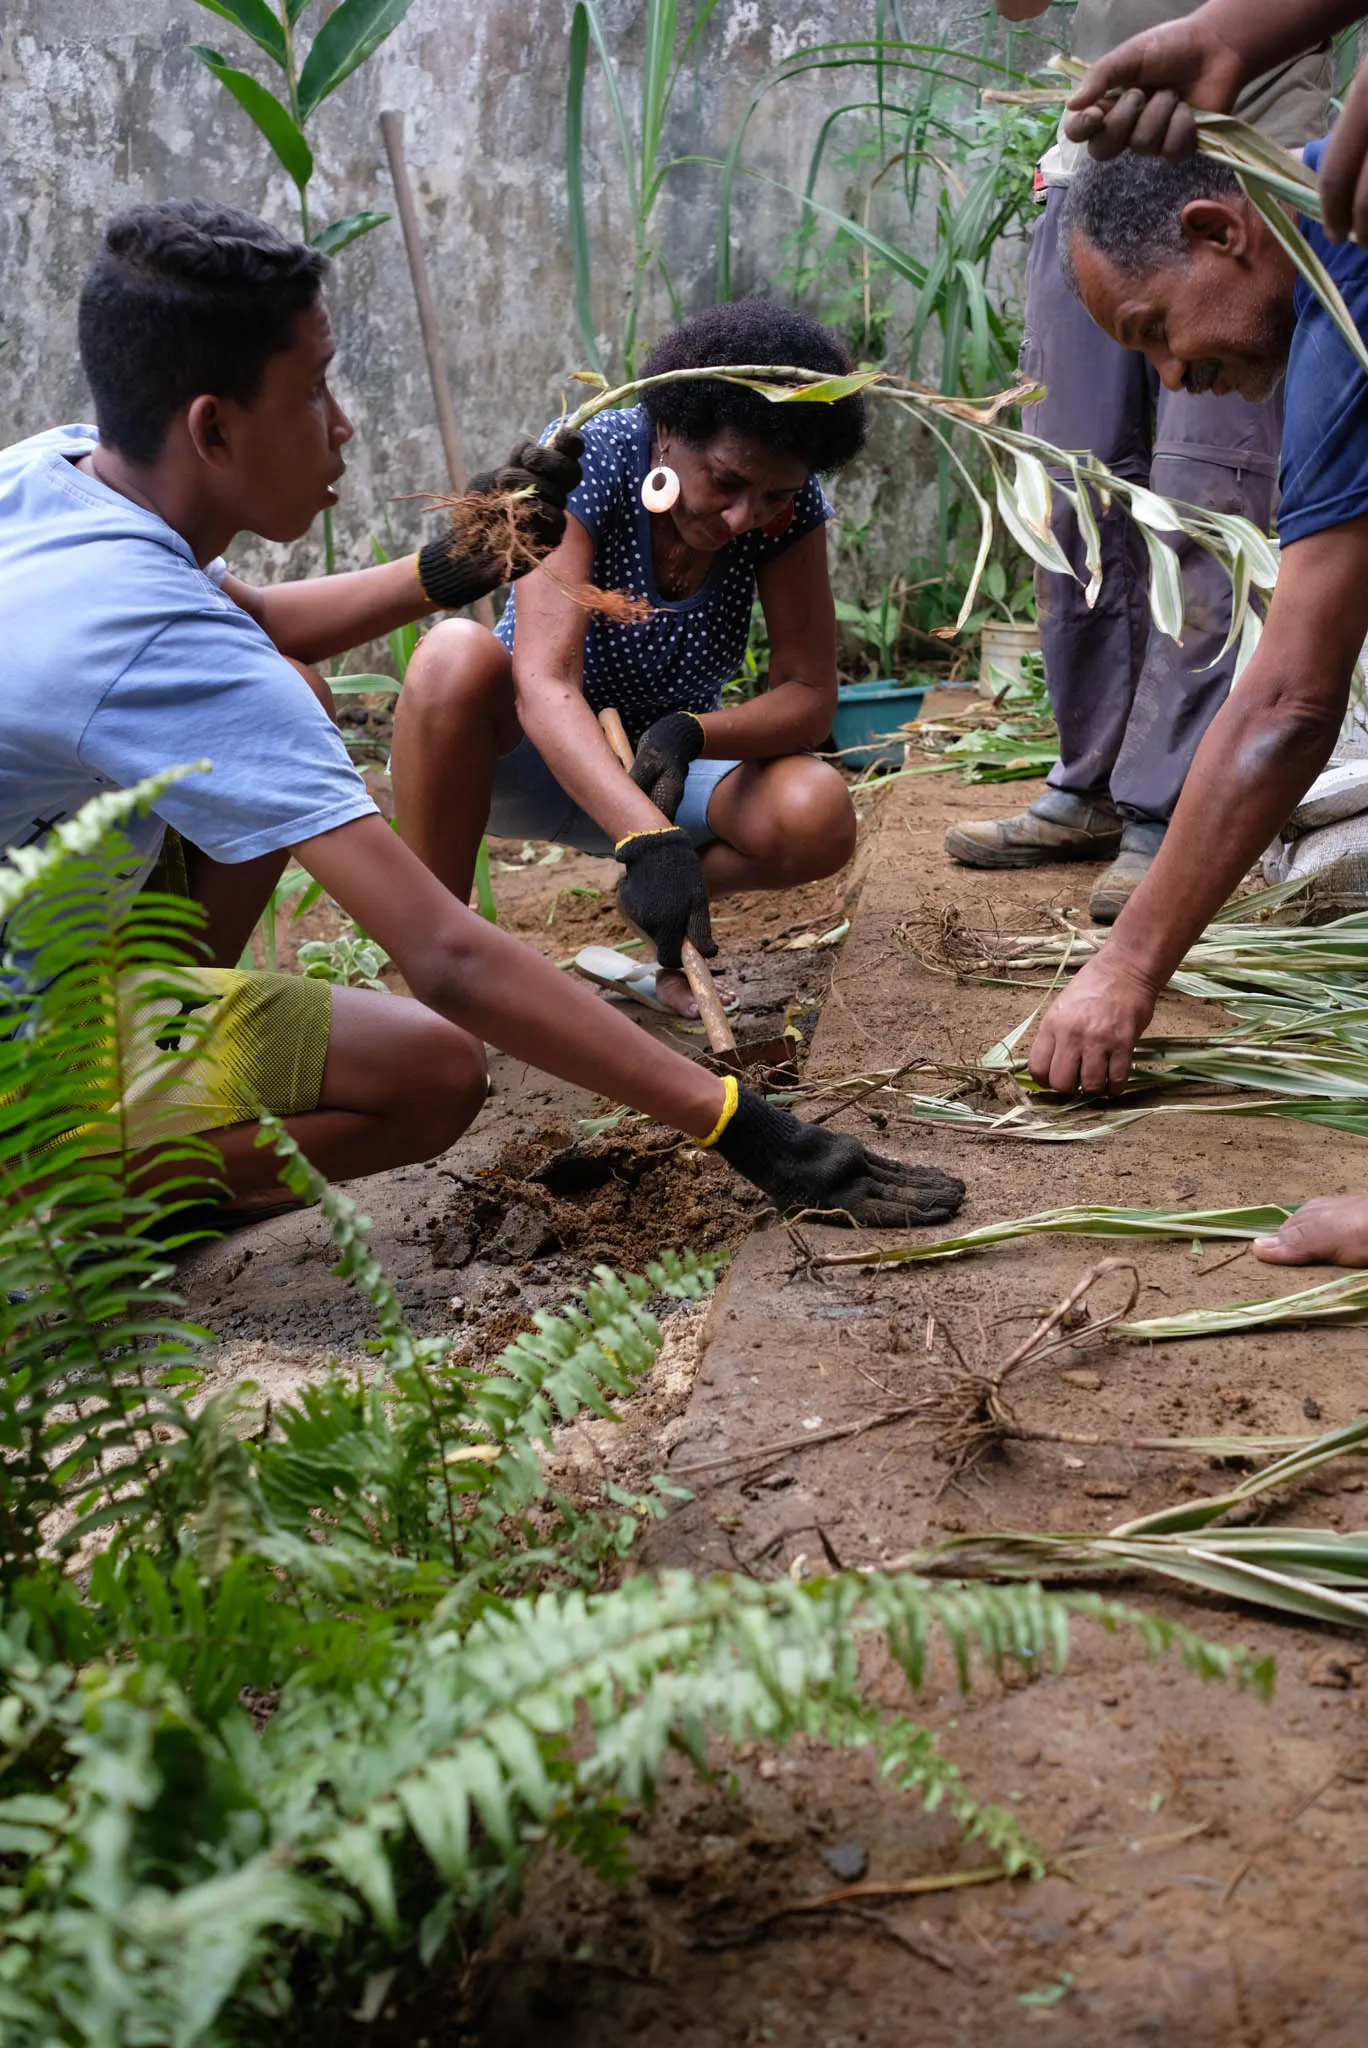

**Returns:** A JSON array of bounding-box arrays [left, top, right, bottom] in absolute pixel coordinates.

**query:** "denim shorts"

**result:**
[[487, 735, 741, 854]]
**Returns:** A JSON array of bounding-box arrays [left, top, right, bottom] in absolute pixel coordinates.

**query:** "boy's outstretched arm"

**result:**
[[223, 433, 583, 663], [294, 815, 965, 1227]]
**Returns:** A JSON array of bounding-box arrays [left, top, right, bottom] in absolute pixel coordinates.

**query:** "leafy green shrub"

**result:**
[[296, 934, 390, 991], [0, 780, 1272, 2042]]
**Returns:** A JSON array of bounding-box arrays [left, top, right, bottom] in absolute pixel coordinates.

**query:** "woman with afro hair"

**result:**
[[390, 299, 867, 1019]]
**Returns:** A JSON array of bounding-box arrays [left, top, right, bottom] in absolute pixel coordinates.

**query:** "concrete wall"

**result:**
[[0, 0, 1054, 586]]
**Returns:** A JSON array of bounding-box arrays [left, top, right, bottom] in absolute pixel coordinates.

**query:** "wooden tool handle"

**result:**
[[598, 706, 635, 773], [678, 945, 737, 1058], [378, 110, 495, 634], [596, 708, 738, 1058]]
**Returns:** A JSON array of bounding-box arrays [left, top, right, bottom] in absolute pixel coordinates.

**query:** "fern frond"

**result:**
[[0, 765, 206, 923], [257, 1118, 725, 1575], [0, 775, 226, 1578]]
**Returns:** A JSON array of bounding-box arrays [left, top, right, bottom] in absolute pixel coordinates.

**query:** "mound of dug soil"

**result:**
[[427, 1124, 758, 1280]]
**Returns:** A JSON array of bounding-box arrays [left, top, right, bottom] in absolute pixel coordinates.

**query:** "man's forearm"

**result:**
[[1185, 0, 1360, 85], [1105, 668, 1348, 992], [235, 557, 435, 664]]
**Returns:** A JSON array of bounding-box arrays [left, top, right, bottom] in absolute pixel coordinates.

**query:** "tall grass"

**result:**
[[566, 0, 725, 376]]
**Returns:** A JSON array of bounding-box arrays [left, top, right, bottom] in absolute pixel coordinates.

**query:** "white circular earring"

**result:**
[[641, 461, 680, 513]]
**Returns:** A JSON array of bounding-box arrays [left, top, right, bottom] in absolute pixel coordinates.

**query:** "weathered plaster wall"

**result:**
[[0, 0, 1049, 582]]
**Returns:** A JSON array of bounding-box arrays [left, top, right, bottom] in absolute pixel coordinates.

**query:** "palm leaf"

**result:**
[[810, 1202, 1293, 1270]]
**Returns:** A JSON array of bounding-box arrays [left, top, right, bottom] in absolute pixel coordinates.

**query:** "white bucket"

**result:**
[[979, 620, 1041, 700]]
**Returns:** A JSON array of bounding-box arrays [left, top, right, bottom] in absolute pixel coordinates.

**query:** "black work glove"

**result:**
[[629, 711, 706, 822], [417, 428, 584, 609], [615, 827, 716, 973], [715, 1088, 965, 1228]]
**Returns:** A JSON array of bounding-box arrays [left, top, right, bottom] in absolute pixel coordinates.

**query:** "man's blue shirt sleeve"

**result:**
[[1278, 136, 1368, 546]]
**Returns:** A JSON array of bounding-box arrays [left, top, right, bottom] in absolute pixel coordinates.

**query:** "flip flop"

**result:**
[[571, 945, 741, 1016]]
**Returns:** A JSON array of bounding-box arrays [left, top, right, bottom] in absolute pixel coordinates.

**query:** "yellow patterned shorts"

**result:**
[[118, 963, 332, 1148]]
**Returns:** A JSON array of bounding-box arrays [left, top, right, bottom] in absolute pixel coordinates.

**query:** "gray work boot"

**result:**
[[945, 788, 1123, 870], [1089, 820, 1166, 925]]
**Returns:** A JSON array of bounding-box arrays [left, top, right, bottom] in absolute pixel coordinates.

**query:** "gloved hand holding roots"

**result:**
[[417, 429, 585, 610], [714, 1087, 965, 1228]]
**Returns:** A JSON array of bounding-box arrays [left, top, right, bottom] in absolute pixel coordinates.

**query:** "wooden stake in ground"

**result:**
[[379, 109, 495, 632]]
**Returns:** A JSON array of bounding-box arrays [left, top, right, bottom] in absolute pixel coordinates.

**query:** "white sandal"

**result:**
[[571, 944, 740, 1015]]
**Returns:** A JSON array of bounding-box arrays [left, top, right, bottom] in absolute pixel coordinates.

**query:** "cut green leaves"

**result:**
[[559, 361, 1273, 656], [811, 1203, 1294, 1270], [908, 1412, 1368, 1629]]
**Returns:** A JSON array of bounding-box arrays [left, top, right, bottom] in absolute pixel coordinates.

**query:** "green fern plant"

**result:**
[[0, 781, 1272, 2043], [0, 768, 225, 1581]]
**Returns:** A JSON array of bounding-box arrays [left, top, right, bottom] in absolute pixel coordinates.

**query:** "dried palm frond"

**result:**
[[556, 362, 1274, 655], [812, 1202, 1293, 1270]]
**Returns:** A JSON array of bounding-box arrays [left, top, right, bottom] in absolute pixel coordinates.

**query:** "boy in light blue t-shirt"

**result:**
[[0, 198, 964, 1233]]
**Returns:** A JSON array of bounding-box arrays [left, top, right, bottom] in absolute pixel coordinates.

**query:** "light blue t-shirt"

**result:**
[[0, 424, 377, 893]]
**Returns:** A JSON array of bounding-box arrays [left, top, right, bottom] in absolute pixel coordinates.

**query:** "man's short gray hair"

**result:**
[[1059, 152, 1243, 295]]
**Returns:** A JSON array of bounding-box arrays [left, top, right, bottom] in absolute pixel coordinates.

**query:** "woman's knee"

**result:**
[[749, 760, 857, 880], [406, 619, 510, 696], [398, 620, 512, 734]]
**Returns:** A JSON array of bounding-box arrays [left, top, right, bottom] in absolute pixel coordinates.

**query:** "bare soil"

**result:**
[[473, 744, 1368, 2048], [185, 716, 1368, 2046]]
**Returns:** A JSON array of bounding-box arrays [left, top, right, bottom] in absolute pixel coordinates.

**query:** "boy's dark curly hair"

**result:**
[[640, 300, 867, 472], [79, 198, 328, 464]]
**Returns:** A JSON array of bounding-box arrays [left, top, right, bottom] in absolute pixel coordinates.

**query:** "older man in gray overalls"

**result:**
[[947, 0, 1330, 922]]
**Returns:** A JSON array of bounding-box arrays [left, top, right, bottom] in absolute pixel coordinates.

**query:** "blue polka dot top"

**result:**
[[495, 405, 833, 749]]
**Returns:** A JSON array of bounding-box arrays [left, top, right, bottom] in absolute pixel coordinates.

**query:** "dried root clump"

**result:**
[[926, 1258, 1140, 1482], [434, 487, 655, 624], [895, 900, 1003, 979]]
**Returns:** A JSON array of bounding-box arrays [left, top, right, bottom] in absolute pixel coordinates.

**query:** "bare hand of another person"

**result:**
[[1253, 1196, 1368, 1268], [1063, 18, 1244, 160], [1028, 951, 1159, 1096]]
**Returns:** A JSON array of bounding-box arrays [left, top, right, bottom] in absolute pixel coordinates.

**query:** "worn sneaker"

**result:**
[[945, 789, 1123, 870], [1088, 821, 1166, 924]]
